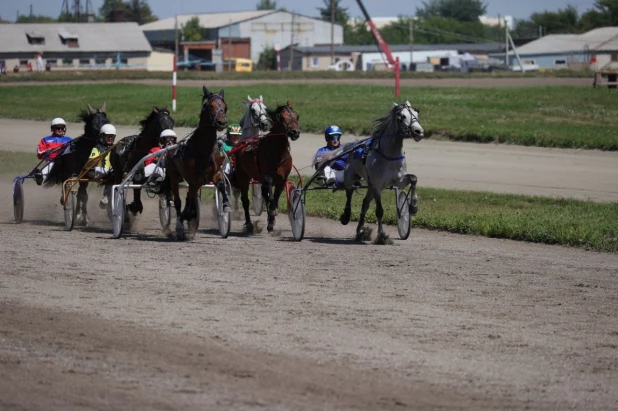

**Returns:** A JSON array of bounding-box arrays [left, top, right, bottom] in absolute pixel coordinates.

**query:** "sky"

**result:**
[[1, 0, 601, 22]]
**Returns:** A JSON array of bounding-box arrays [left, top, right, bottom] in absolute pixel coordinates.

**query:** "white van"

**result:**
[[510, 59, 540, 72]]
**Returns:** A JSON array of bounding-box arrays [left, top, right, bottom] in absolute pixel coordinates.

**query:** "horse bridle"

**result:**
[[276, 105, 299, 137], [251, 100, 269, 127], [203, 94, 227, 127], [400, 104, 420, 137]]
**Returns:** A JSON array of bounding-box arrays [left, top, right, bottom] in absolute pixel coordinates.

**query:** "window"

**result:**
[[47, 59, 58, 66], [79, 58, 90, 66], [26, 33, 45, 45], [63, 58, 74, 66], [19, 59, 28, 66], [311, 57, 319, 67], [611, 54, 618, 62], [554, 58, 567, 68], [59, 31, 80, 48], [94, 57, 107, 66]]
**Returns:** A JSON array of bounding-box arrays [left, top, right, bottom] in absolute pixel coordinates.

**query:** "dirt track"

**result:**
[[2, 104, 618, 409]]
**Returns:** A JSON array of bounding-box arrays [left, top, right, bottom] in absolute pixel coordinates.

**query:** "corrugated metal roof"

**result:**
[[140, 10, 274, 31], [513, 26, 618, 55], [0, 23, 152, 53], [290, 43, 501, 54]]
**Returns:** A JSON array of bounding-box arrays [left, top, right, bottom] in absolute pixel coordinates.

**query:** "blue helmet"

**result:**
[[324, 125, 342, 142]]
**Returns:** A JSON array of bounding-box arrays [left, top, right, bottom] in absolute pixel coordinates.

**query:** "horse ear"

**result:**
[[152, 106, 159, 113], [219, 89, 225, 99], [393, 102, 397, 107], [203, 86, 210, 96], [259, 95, 263, 102], [287, 100, 292, 107], [88, 104, 96, 114], [100, 102, 106, 112], [247, 95, 253, 101]]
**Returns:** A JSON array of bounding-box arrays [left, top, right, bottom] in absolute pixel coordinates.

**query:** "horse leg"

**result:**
[[374, 191, 387, 240], [169, 175, 184, 238], [233, 187, 240, 211], [128, 188, 144, 215], [261, 175, 275, 214], [240, 183, 253, 233], [266, 180, 285, 233], [340, 188, 354, 225], [183, 186, 199, 235], [356, 190, 375, 241], [408, 174, 418, 215], [76, 182, 89, 226]]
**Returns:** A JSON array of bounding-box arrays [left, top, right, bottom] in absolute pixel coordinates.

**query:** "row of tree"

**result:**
[[12, 0, 156, 25]]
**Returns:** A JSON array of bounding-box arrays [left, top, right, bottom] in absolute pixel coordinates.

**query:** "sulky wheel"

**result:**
[[252, 182, 264, 216], [216, 184, 231, 239], [159, 194, 175, 231], [112, 187, 126, 238], [13, 178, 24, 223], [63, 191, 76, 231], [396, 190, 411, 240], [288, 186, 305, 241]]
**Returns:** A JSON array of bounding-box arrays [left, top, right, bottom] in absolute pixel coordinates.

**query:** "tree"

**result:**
[[256, 46, 276, 70], [416, 0, 487, 22], [99, 0, 157, 24], [317, 0, 349, 26], [129, 0, 157, 24], [579, 0, 618, 30], [16, 14, 56, 23], [182, 17, 204, 41], [256, 0, 277, 10], [511, 6, 579, 37]]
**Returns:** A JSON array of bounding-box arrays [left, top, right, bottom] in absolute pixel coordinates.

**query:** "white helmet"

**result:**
[[51, 117, 66, 128], [100, 124, 116, 136], [160, 129, 176, 138]]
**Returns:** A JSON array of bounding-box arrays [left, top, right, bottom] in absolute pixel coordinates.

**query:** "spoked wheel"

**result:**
[[63, 191, 76, 231], [396, 190, 411, 240], [106, 186, 113, 222], [13, 178, 24, 223], [159, 194, 175, 231], [288, 185, 305, 241], [215, 184, 232, 239], [252, 183, 264, 216], [112, 188, 126, 239]]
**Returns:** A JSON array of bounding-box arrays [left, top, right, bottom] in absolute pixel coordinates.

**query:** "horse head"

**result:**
[[394, 101, 424, 142], [83, 103, 110, 139], [201, 86, 227, 132], [246, 95, 272, 132], [271, 100, 300, 141], [141, 106, 175, 139]]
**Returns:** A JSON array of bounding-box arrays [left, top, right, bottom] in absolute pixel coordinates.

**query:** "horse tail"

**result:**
[[43, 154, 69, 187]]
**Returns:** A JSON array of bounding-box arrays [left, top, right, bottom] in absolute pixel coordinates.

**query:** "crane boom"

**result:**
[[355, 0, 396, 69]]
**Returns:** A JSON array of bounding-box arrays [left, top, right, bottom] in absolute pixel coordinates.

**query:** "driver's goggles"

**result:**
[[161, 137, 177, 145], [329, 134, 341, 141], [52, 126, 66, 131]]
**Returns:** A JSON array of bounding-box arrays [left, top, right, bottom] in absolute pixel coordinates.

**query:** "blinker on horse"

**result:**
[[340, 101, 424, 243]]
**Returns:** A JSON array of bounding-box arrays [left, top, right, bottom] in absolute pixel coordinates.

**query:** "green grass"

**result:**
[[1, 82, 616, 150], [283, 181, 618, 253], [2, 150, 615, 252]]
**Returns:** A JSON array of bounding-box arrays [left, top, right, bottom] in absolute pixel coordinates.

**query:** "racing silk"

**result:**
[[37, 134, 72, 160], [144, 146, 162, 166], [89, 144, 113, 169], [222, 140, 234, 153], [315, 146, 347, 170]]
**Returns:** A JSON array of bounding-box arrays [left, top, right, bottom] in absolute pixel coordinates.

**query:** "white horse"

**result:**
[[239, 95, 271, 141], [339, 101, 424, 243]]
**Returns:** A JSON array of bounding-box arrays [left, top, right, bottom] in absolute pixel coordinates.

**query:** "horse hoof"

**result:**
[[409, 201, 418, 216], [128, 202, 143, 215], [244, 223, 254, 234], [373, 232, 393, 245], [267, 224, 274, 233], [340, 213, 350, 225], [356, 227, 373, 242]]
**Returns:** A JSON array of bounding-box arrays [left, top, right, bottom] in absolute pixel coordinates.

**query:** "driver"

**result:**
[[88, 123, 117, 207], [312, 125, 347, 187], [144, 129, 177, 184], [34, 117, 73, 185]]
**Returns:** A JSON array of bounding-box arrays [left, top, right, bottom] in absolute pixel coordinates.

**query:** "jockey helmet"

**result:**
[[51, 117, 67, 131], [159, 129, 177, 147], [324, 125, 342, 148], [227, 123, 242, 145], [99, 123, 117, 147]]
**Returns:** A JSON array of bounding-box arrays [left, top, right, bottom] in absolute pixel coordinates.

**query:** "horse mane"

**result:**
[[371, 106, 398, 137], [266, 105, 284, 120], [139, 107, 166, 133]]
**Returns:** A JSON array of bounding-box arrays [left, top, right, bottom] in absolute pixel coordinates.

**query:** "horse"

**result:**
[[165, 86, 229, 239], [44, 103, 110, 226], [110, 106, 175, 216], [239, 95, 272, 141], [339, 101, 424, 243], [233, 101, 300, 233]]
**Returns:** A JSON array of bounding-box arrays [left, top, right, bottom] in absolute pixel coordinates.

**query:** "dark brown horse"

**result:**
[[110, 106, 175, 216], [44, 103, 110, 226], [166, 86, 230, 239], [233, 101, 300, 233]]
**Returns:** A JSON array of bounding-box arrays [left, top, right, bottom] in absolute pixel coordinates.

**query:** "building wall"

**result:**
[[507, 52, 589, 69], [146, 51, 173, 71], [0, 55, 148, 71], [238, 11, 343, 63]]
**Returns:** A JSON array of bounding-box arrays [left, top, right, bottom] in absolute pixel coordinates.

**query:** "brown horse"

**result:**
[[233, 101, 300, 233], [165, 86, 229, 239], [110, 106, 175, 216]]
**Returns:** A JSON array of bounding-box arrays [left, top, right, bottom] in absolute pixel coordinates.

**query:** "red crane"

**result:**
[[355, 0, 396, 70]]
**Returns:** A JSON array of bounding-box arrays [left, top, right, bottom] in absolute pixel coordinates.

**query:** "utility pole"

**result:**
[[289, 12, 295, 71], [409, 18, 414, 69], [330, 0, 335, 64], [228, 19, 232, 72], [174, 15, 179, 63], [498, 14, 502, 52]]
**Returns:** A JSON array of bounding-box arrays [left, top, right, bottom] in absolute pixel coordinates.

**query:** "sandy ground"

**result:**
[[2, 110, 618, 409]]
